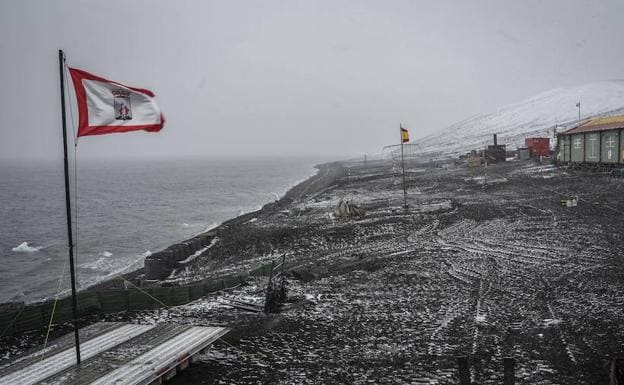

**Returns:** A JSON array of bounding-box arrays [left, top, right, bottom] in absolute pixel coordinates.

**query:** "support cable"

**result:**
[[41, 258, 69, 359]]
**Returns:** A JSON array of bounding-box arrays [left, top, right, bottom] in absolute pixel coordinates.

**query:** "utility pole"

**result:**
[[577, 101, 581, 121], [400, 125, 407, 209]]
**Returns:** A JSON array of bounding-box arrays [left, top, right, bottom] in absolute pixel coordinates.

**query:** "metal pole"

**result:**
[[59, 49, 81, 364], [578, 102, 581, 122], [400, 125, 407, 208]]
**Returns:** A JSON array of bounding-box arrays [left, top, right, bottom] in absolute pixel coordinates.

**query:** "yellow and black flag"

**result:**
[[400, 125, 409, 143]]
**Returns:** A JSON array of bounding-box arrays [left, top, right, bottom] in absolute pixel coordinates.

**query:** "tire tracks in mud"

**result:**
[[425, 214, 584, 381]]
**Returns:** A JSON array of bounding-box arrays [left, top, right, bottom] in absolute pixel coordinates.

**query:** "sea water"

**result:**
[[0, 157, 321, 303]]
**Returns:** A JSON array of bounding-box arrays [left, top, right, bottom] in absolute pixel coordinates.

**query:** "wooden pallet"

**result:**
[[0, 322, 229, 385]]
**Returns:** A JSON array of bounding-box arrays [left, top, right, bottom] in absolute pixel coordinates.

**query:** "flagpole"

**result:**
[[400, 125, 407, 208], [59, 49, 81, 364]]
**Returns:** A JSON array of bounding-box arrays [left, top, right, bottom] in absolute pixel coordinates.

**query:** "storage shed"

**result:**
[[486, 134, 506, 163], [525, 137, 550, 157], [557, 115, 624, 165]]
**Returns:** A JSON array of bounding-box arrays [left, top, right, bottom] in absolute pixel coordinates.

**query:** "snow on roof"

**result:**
[[561, 114, 624, 135]]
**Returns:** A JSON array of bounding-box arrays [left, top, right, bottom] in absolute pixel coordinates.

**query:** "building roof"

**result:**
[[561, 114, 624, 135]]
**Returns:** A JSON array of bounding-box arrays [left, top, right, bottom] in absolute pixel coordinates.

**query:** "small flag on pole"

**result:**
[[400, 126, 409, 143], [68, 68, 165, 137]]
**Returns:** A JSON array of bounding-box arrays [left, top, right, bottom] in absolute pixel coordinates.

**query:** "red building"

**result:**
[[525, 137, 550, 157]]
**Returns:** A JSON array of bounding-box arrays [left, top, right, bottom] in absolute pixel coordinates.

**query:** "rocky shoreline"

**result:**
[[0, 160, 345, 360], [86, 160, 346, 291]]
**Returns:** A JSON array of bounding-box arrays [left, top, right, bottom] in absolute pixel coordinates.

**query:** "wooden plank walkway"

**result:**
[[0, 322, 229, 385]]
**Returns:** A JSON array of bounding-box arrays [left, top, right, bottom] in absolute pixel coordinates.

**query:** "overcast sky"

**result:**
[[1, 0, 623, 160]]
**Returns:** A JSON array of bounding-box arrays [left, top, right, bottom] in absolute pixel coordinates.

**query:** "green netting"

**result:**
[[189, 285, 205, 301], [98, 290, 129, 313], [171, 286, 190, 306], [14, 305, 44, 333], [1, 261, 273, 335], [77, 292, 101, 315], [146, 287, 173, 309]]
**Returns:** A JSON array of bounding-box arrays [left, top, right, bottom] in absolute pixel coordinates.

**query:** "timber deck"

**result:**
[[0, 322, 229, 385]]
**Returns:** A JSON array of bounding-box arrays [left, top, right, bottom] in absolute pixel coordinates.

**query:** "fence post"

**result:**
[[457, 356, 470, 385], [503, 357, 515, 385], [264, 260, 276, 313]]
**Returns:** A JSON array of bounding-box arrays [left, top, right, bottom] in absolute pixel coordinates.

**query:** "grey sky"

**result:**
[[1, 0, 623, 160]]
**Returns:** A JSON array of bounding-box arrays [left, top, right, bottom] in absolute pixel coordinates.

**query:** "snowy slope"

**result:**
[[415, 80, 624, 157]]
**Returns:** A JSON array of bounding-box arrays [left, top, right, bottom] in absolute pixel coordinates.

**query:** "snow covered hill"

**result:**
[[415, 80, 624, 158]]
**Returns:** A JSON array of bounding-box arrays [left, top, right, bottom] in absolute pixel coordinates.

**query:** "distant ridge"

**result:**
[[415, 80, 624, 157]]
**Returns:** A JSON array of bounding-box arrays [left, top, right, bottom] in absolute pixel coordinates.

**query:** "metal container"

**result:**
[[600, 130, 619, 163], [525, 137, 550, 157], [570, 134, 585, 162], [584, 132, 600, 162]]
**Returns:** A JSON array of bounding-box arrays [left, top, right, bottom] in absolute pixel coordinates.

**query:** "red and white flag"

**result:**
[[68, 68, 164, 137]]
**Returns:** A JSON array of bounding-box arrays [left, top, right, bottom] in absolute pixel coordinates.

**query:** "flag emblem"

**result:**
[[401, 126, 409, 143], [113, 89, 132, 120], [69, 67, 164, 137]]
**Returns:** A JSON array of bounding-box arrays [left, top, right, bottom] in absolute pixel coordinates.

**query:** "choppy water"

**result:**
[[0, 157, 320, 303]]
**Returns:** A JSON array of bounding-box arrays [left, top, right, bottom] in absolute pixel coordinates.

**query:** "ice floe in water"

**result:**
[[101, 251, 113, 257], [11, 242, 40, 253]]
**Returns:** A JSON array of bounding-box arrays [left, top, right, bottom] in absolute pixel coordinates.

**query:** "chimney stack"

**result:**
[[493, 133, 498, 146]]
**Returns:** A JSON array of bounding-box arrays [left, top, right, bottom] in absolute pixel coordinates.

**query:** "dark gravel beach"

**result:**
[[129, 159, 623, 384], [4, 158, 624, 384]]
